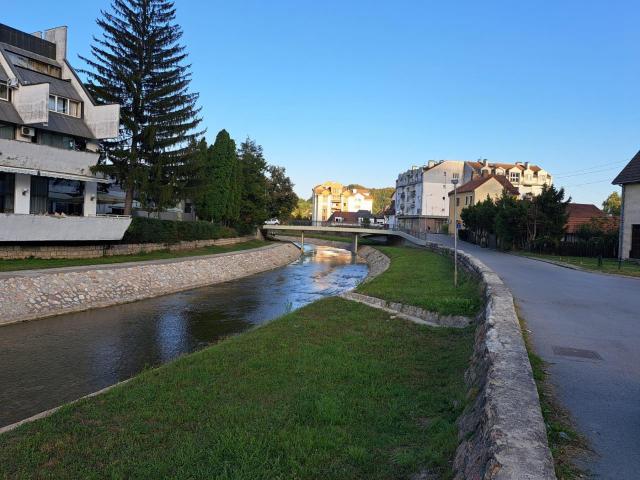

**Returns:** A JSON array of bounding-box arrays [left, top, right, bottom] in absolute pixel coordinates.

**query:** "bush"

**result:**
[[122, 218, 238, 244]]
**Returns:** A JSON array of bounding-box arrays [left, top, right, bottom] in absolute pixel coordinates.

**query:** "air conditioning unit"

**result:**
[[20, 126, 35, 137], [7, 78, 19, 88]]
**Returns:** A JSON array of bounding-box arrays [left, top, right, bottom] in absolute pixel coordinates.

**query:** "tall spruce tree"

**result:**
[[81, 0, 202, 214], [238, 138, 268, 227]]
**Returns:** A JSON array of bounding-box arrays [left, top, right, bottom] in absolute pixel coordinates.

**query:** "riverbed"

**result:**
[[0, 244, 367, 428]]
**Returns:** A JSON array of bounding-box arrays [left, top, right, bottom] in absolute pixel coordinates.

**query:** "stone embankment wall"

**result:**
[[0, 235, 258, 260], [0, 243, 300, 326], [423, 242, 556, 480]]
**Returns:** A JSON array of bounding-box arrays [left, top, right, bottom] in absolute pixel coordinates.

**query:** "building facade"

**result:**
[[394, 160, 464, 233], [613, 151, 640, 260], [0, 23, 128, 242], [463, 160, 552, 198], [311, 181, 373, 223]]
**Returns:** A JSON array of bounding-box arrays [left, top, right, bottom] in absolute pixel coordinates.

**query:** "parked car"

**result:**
[[264, 218, 280, 225]]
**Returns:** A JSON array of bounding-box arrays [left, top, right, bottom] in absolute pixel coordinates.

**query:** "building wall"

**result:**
[[448, 178, 507, 235], [621, 183, 640, 259], [0, 214, 131, 242], [422, 161, 464, 217]]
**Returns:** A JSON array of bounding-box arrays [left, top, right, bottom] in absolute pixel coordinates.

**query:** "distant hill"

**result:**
[[346, 184, 395, 214]]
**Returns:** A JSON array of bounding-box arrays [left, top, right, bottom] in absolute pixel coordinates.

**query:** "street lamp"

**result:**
[[451, 178, 459, 287]]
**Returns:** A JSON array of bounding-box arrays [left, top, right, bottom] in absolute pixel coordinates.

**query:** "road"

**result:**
[[428, 235, 640, 479]]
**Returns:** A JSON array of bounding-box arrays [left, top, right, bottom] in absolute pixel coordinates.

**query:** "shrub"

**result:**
[[122, 217, 238, 244]]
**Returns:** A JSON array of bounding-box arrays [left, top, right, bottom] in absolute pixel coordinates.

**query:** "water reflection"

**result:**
[[0, 245, 367, 427]]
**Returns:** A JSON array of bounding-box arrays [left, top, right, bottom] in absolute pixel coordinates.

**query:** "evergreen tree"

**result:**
[[81, 0, 202, 214], [238, 138, 268, 227], [266, 166, 298, 220]]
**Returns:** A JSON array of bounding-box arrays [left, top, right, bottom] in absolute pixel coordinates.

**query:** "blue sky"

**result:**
[[6, 0, 639, 203]]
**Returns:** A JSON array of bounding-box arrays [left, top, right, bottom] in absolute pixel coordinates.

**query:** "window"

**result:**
[[0, 172, 14, 213], [30, 177, 84, 216], [0, 123, 14, 139], [49, 95, 80, 117], [0, 82, 8, 101], [452, 173, 459, 180], [456, 197, 460, 206], [509, 171, 520, 183], [5, 51, 62, 78], [465, 196, 468, 205], [39, 131, 76, 150]]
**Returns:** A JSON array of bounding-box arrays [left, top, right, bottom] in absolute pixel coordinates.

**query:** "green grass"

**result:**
[[518, 252, 640, 277], [0, 297, 474, 480], [357, 246, 483, 317], [519, 315, 589, 479], [0, 240, 269, 273]]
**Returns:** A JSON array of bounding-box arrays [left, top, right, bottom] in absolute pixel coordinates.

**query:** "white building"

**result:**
[[0, 23, 129, 242], [311, 181, 373, 223], [463, 160, 552, 198], [394, 160, 464, 233], [613, 151, 640, 260]]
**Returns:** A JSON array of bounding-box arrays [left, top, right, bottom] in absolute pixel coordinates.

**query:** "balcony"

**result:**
[[0, 213, 131, 242]]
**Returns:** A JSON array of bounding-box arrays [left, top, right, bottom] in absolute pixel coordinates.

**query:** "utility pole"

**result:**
[[451, 178, 459, 287]]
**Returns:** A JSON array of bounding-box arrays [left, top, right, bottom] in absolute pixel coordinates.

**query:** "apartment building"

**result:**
[[394, 160, 464, 233], [311, 181, 373, 223], [463, 160, 552, 198], [0, 23, 128, 242]]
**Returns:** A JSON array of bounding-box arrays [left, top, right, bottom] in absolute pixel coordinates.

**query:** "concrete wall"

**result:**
[[0, 214, 131, 242], [0, 243, 300, 326], [12, 173, 30, 214], [12, 83, 49, 124], [621, 183, 640, 259], [0, 234, 257, 260]]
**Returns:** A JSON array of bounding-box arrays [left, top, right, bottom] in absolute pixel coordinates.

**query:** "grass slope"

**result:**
[[0, 240, 268, 273], [0, 298, 473, 480], [357, 246, 482, 316]]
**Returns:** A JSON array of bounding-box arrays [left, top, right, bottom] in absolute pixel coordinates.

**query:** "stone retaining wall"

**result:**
[[0, 243, 300, 326], [424, 242, 556, 480], [0, 235, 258, 260]]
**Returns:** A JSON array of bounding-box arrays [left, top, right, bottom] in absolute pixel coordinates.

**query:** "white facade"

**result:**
[[0, 22, 128, 241], [463, 160, 552, 199], [619, 183, 640, 260], [311, 181, 373, 223]]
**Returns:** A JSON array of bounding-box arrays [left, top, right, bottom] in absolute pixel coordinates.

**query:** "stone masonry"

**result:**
[[0, 243, 300, 326]]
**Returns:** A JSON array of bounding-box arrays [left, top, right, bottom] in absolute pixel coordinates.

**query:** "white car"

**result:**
[[264, 218, 280, 225]]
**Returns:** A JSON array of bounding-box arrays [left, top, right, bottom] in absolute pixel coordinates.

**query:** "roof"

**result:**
[[15, 67, 83, 101], [612, 151, 640, 185], [450, 174, 519, 195], [0, 100, 23, 124], [466, 161, 545, 173], [30, 111, 95, 139], [565, 203, 615, 234], [0, 62, 7, 82]]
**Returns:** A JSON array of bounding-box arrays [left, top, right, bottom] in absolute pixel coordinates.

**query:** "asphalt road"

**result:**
[[429, 235, 640, 479]]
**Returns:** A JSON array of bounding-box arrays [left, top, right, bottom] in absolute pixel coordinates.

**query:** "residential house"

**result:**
[[395, 160, 464, 233], [564, 203, 618, 243], [463, 160, 552, 198], [448, 174, 519, 235], [311, 181, 373, 223], [326, 210, 383, 227], [0, 23, 127, 242], [613, 151, 640, 260]]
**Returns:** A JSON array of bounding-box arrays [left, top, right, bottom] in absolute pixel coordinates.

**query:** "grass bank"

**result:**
[[0, 297, 474, 479], [517, 252, 640, 278], [0, 240, 268, 273], [358, 246, 483, 316]]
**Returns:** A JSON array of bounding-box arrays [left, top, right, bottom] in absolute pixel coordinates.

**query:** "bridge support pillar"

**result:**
[[300, 231, 305, 251], [353, 233, 358, 253]]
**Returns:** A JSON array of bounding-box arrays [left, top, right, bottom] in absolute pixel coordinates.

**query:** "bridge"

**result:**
[[261, 224, 426, 252]]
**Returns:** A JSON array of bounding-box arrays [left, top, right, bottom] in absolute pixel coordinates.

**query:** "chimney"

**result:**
[[427, 160, 436, 168], [43, 26, 67, 62], [525, 161, 530, 169], [482, 159, 488, 167]]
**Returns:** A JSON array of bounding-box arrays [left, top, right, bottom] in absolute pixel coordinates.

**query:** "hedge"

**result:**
[[122, 217, 238, 244]]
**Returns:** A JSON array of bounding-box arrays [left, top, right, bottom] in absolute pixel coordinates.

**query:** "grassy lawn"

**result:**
[[519, 252, 640, 278], [0, 240, 268, 273], [0, 297, 474, 480], [358, 246, 483, 317]]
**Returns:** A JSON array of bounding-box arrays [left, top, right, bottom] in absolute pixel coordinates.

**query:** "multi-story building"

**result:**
[[0, 23, 128, 242], [394, 160, 464, 233], [311, 181, 373, 223], [463, 160, 552, 198]]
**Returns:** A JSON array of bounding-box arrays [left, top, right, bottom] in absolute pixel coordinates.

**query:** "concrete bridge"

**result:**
[[261, 225, 425, 251]]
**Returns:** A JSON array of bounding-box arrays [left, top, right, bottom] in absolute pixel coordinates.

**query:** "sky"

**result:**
[[5, 0, 640, 204]]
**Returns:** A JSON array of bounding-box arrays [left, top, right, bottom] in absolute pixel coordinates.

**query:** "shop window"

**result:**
[[30, 177, 84, 216]]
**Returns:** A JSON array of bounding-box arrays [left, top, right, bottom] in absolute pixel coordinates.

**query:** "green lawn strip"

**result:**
[[0, 240, 268, 273], [517, 252, 640, 278], [0, 297, 473, 480], [518, 316, 590, 479], [357, 246, 483, 317]]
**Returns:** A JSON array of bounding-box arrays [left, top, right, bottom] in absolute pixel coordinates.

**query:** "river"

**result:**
[[0, 244, 368, 428]]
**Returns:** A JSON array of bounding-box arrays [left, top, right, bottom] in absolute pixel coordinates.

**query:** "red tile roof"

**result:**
[[449, 174, 519, 196], [565, 203, 617, 233]]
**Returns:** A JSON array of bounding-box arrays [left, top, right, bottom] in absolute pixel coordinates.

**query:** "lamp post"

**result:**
[[451, 178, 459, 287]]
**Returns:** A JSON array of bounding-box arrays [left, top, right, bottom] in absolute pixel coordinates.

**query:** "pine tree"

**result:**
[[238, 138, 268, 227], [266, 166, 298, 220], [81, 0, 202, 214]]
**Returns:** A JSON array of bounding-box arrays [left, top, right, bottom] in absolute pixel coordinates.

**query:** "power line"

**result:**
[[554, 165, 622, 179], [560, 178, 614, 188], [553, 159, 627, 176]]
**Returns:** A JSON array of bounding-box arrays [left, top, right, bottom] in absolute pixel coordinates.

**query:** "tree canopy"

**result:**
[[602, 191, 621, 216]]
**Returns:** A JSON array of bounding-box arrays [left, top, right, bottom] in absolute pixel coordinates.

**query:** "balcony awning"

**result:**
[[0, 164, 110, 183]]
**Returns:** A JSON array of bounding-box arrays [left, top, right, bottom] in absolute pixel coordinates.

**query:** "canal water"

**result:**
[[0, 245, 367, 428]]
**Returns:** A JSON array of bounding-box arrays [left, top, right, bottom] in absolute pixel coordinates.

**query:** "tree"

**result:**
[[495, 192, 528, 250], [602, 191, 621, 216], [196, 129, 239, 224], [266, 166, 298, 220], [529, 184, 570, 244], [292, 198, 312, 220], [238, 138, 268, 227], [82, 0, 202, 214]]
